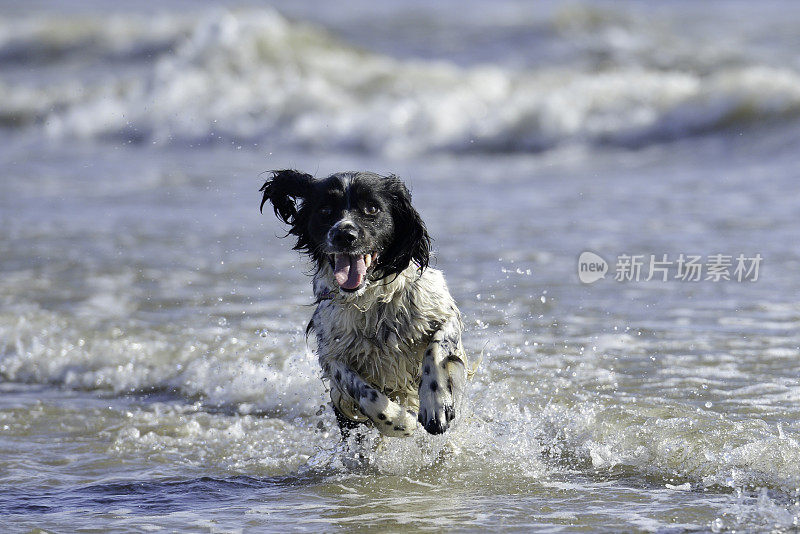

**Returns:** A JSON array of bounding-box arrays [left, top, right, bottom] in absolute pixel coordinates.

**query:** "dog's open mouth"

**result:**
[[331, 253, 377, 291]]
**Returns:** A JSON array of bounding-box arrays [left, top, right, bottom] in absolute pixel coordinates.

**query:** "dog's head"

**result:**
[[260, 170, 430, 294]]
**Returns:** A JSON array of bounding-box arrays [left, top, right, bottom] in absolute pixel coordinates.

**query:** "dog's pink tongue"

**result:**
[[334, 254, 366, 290]]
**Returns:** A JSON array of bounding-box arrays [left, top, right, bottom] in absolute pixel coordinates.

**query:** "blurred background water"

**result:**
[[1, 1, 799, 532]]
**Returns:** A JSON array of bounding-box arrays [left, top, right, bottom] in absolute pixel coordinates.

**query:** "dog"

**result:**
[[259, 170, 468, 437]]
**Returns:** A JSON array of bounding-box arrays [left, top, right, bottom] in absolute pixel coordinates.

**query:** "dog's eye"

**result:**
[[364, 204, 379, 215]]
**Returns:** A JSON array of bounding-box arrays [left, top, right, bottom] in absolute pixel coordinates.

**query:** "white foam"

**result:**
[[0, 305, 326, 418], [3, 9, 800, 154], [4, 297, 800, 495], [538, 399, 800, 491], [110, 401, 329, 476]]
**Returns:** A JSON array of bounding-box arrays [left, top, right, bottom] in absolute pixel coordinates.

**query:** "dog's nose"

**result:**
[[331, 220, 358, 247]]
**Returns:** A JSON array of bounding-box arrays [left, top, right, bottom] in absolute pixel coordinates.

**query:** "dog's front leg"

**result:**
[[327, 361, 418, 437], [418, 316, 467, 434]]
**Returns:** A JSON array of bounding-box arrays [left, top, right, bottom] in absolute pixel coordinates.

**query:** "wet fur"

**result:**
[[260, 170, 467, 436]]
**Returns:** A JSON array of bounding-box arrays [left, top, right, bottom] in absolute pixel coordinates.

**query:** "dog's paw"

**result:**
[[359, 389, 418, 437], [371, 407, 418, 437], [418, 400, 455, 435], [418, 368, 458, 435]]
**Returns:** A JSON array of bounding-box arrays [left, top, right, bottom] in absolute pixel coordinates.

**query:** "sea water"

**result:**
[[1, 1, 799, 531]]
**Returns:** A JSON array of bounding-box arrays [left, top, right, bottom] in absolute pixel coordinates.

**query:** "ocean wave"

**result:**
[[539, 399, 800, 491], [1, 9, 800, 154], [3, 303, 800, 495], [0, 305, 326, 419], [0, 13, 190, 65]]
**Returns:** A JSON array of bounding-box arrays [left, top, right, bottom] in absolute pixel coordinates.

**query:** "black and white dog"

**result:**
[[260, 170, 468, 437]]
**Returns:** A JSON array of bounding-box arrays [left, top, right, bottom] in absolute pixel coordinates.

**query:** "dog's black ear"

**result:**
[[260, 169, 316, 255], [259, 169, 314, 224], [377, 175, 431, 279]]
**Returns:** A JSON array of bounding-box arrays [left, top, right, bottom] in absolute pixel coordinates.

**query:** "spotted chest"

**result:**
[[309, 265, 460, 413], [312, 289, 431, 405]]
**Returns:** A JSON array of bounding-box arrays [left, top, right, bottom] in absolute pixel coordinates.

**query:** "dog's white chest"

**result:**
[[310, 266, 458, 403], [313, 292, 427, 401]]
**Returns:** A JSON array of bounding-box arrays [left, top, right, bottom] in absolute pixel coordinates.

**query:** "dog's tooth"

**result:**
[[364, 254, 372, 268]]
